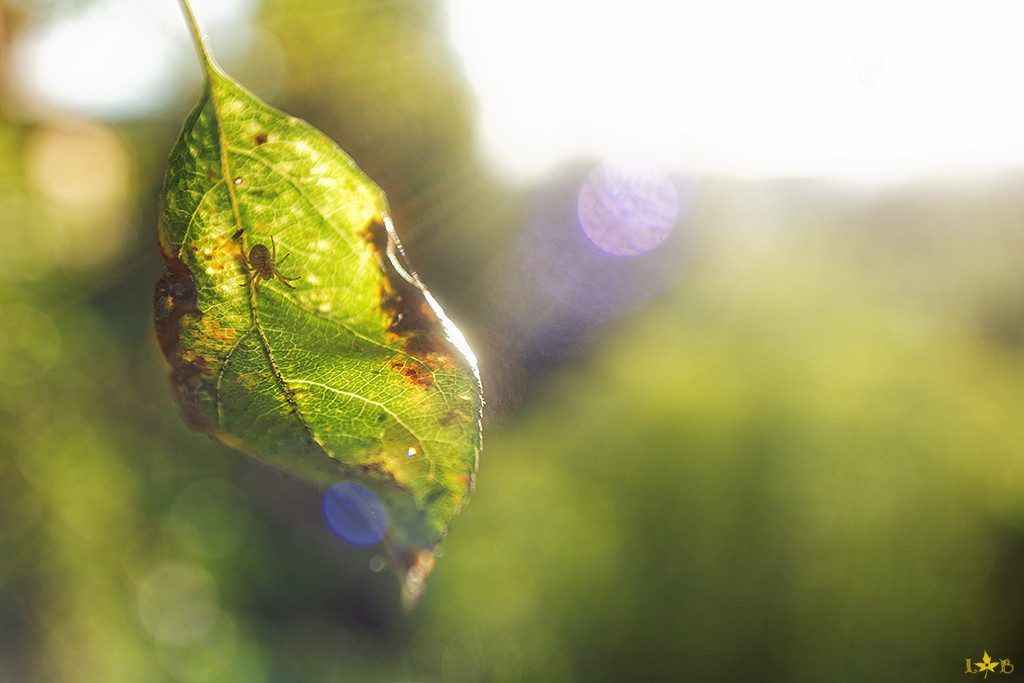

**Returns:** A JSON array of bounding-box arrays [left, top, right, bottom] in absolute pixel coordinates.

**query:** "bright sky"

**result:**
[[15, 0, 1024, 184], [12, 0, 255, 119], [443, 0, 1024, 183]]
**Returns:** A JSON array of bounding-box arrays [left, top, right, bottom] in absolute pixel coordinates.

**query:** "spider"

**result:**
[[240, 236, 300, 291]]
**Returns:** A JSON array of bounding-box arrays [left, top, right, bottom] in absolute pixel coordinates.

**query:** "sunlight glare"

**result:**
[[444, 0, 1024, 183], [12, 0, 257, 118]]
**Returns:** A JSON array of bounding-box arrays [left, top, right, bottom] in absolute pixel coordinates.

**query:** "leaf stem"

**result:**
[[177, 0, 214, 80]]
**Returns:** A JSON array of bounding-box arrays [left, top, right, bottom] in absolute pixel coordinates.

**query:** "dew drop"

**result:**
[[322, 482, 388, 547], [233, 176, 243, 186], [406, 446, 417, 458]]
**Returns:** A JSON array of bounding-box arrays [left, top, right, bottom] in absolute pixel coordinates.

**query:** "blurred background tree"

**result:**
[[1, 0, 1024, 681]]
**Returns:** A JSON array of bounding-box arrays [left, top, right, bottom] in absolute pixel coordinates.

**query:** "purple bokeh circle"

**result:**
[[576, 163, 679, 256]]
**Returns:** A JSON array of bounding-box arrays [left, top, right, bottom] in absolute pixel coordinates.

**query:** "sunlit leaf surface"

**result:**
[[153, 1, 482, 593]]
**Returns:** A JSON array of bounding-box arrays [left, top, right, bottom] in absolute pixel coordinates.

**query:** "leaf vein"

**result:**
[[288, 378, 429, 460], [226, 145, 364, 256]]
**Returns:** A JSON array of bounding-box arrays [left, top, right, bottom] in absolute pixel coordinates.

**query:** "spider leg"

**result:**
[[275, 272, 297, 289], [270, 236, 297, 267]]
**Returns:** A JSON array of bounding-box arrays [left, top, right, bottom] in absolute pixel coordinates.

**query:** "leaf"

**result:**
[[977, 652, 998, 677], [154, 0, 482, 602]]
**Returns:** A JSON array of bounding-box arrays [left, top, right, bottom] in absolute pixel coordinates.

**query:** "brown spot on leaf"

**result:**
[[389, 358, 436, 390], [217, 234, 246, 261], [154, 236, 198, 360], [404, 335, 458, 370], [359, 215, 388, 254], [361, 215, 463, 371], [154, 229, 220, 435], [197, 316, 238, 345], [253, 131, 268, 146], [169, 362, 217, 432], [176, 354, 214, 389], [356, 461, 402, 488]]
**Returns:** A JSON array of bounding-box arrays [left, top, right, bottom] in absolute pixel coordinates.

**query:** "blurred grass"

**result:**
[[435, 227, 1024, 680], [1, 0, 1024, 681]]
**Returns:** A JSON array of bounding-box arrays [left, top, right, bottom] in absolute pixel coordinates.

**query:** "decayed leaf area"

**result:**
[[154, 68, 480, 550]]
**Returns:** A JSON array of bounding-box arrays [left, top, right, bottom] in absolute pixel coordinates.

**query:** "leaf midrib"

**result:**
[[206, 69, 332, 461]]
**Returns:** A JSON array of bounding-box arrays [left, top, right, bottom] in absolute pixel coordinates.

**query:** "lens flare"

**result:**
[[322, 482, 388, 547], [485, 162, 693, 363], [577, 163, 680, 256]]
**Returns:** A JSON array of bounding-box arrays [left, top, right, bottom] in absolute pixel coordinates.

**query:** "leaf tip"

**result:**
[[399, 549, 436, 611]]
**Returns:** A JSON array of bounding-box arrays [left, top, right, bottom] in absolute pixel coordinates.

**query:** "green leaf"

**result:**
[[154, 0, 482, 602]]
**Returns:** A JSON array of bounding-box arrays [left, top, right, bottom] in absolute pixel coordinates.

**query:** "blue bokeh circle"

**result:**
[[322, 482, 389, 547]]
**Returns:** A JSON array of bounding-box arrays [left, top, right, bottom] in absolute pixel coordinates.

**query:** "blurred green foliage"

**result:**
[[1, 1, 1024, 681]]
